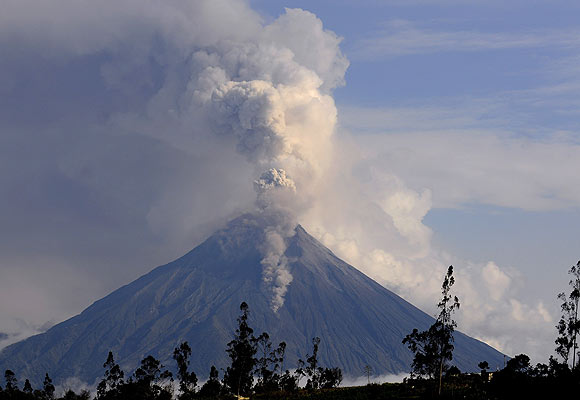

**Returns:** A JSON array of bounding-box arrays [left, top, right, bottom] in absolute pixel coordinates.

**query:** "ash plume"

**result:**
[[260, 221, 295, 313], [253, 168, 297, 312]]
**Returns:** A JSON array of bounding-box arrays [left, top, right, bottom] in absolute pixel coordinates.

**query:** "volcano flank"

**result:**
[[0, 213, 504, 385]]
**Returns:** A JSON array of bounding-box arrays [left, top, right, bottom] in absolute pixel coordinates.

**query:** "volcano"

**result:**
[[0, 213, 504, 385]]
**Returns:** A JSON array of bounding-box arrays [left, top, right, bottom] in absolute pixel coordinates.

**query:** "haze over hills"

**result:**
[[0, 212, 505, 386]]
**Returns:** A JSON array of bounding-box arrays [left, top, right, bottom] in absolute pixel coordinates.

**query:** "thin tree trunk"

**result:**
[[438, 355, 443, 396]]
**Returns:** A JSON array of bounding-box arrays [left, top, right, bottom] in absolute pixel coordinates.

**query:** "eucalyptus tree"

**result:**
[[223, 302, 257, 397], [403, 265, 460, 395], [555, 261, 580, 369]]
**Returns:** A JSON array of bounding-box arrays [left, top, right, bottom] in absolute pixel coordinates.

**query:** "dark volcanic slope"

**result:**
[[0, 214, 505, 385]]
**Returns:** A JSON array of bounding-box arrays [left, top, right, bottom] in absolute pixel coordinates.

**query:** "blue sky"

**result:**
[[1, 0, 579, 365]]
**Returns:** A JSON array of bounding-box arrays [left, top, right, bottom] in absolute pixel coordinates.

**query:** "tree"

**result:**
[[319, 367, 342, 388], [198, 366, 221, 398], [303, 337, 322, 390], [173, 342, 197, 399], [275, 341, 287, 375], [275, 341, 299, 392], [478, 361, 489, 372], [42, 373, 55, 400], [4, 370, 18, 392], [223, 302, 257, 397], [61, 389, 91, 400], [254, 332, 283, 393], [403, 265, 460, 395], [133, 355, 173, 400], [364, 365, 372, 385], [278, 369, 299, 393], [555, 261, 580, 369], [96, 351, 125, 399], [23, 379, 33, 394], [299, 337, 342, 390], [445, 365, 461, 377], [505, 354, 531, 375]]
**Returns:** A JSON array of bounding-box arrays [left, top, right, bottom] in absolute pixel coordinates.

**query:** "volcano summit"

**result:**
[[0, 213, 504, 385]]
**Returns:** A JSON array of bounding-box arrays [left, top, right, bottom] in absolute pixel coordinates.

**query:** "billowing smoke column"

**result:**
[[187, 9, 348, 311], [254, 168, 296, 208], [254, 168, 297, 311]]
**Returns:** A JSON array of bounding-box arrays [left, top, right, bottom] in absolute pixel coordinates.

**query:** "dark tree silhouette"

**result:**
[[555, 261, 580, 369], [4, 370, 17, 393], [478, 361, 489, 372], [198, 366, 221, 398], [172, 342, 197, 399], [223, 302, 257, 397], [61, 389, 91, 400], [403, 265, 460, 395], [506, 354, 531, 374], [132, 355, 173, 400], [445, 365, 461, 377], [299, 337, 342, 390], [254, 332, 282, 393], [275, 340, 300, 392], [42, 373, 55, 400], [320, 367, 342, 388], [96, 351, 125, 399], [23, 379, 33, 395], [302, 337, 322, 390]]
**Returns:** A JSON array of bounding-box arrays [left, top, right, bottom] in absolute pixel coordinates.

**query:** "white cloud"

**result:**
[[340, 100, 580, 212], [482, 262, 511, 302]]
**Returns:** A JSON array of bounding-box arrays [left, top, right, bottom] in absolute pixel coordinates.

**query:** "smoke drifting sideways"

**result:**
[[0, 0, 552, 359]]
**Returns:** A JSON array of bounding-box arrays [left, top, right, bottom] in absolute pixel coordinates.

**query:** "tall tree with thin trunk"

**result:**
[[97, 351, 125, 399], [223, 302, 257, 397], [43, 373, 55, 400], [403, 265, 460, 396], [173, 341, 197, 399], [555, 261, 580, 370], [436, 265, 460, 395]]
